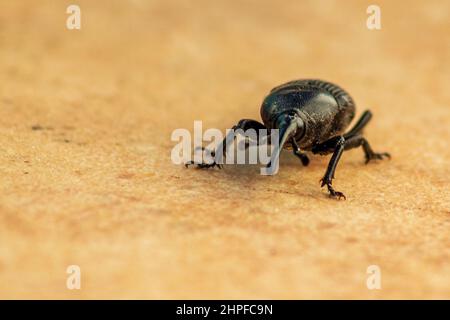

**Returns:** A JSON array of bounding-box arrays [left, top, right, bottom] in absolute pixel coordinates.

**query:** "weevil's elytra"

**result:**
[[186, 79, 390, 199]]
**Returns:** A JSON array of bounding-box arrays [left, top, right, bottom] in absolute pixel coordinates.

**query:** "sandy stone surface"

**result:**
[[0, 0, 449, 299]]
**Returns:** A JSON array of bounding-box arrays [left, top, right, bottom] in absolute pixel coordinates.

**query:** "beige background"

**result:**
[[0, 0, 449, 299]]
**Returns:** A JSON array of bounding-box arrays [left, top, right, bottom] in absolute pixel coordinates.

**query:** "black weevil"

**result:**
[[186, 79, 390, 199]]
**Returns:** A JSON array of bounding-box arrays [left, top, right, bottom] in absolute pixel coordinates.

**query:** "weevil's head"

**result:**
[[262, 111, 306, 175], [274, 111, 305, 149]]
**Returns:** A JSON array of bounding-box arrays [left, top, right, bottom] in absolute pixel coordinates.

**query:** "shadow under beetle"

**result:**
[[186, 79, 390, 200]]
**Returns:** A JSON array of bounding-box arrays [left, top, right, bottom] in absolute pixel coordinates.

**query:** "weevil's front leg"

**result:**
[[312, 133, 390, 199], [291, 138, 309, 166], [313, 136, 346, 200], [185, 119, 267, 169]]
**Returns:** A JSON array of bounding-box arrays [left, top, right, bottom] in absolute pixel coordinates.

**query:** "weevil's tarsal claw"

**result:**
[[184, 147, 223, 170], [365, 151, 391, 164], [184, 160, 222, 169], [185, 161, 194, 168], [329, 189, 346, 200], [320, 177, 346, 200]]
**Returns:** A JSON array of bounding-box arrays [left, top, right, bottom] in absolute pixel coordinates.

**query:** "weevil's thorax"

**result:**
[[260, 79, 356, 150]]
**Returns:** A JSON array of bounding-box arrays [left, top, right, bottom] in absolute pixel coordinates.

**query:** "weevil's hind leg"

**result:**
[[344, 110, 372, 138], [291, 138, 309, 166], [313, 136, 347, 200], [342, 110, 390, 162], [344, 134, 391, 164], [184, 119, 267, 169]]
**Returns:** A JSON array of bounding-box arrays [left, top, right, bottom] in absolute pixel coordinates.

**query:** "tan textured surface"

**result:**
[[0, 0, 449, 299]]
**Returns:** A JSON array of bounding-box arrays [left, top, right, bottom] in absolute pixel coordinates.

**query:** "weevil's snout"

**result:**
[[275, 113, 304, 148], [264, 113, 304, 175]]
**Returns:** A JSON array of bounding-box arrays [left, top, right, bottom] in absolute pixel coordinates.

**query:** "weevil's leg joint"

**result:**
[[291, 138, 309, 166]]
